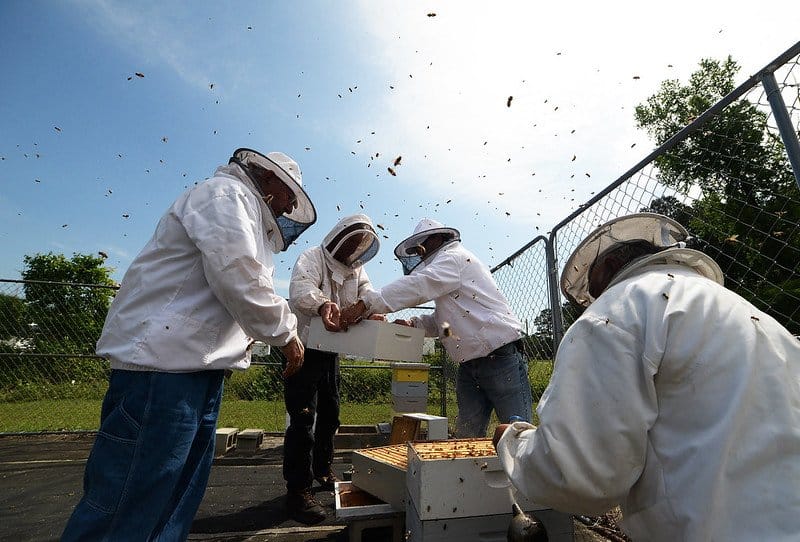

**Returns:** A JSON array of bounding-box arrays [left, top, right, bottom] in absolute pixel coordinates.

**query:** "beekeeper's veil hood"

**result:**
[[561, 213, 723, 308], [323, 214, 380, 267], [394, 218, 460, 275], [229, 148, 316, 252]]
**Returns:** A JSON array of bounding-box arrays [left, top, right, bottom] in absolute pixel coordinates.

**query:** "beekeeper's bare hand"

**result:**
[[367, 313, 386, 321], [281, 337, 305, 378], [340, 300, 366, 331], [492, 424, 510, 449], [318, 301, 341, 332], [392, 319, 414, 327]]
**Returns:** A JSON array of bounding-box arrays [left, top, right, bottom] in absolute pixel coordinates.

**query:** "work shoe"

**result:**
[[314, 469, 340, 490], [286, 489, 326, 525]]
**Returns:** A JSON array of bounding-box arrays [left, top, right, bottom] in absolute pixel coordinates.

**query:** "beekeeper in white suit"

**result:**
[[341, 218, 532, 438], [283, 214, 381, 524], [63, 148, 316, 542], [494, 213, 800, 541]]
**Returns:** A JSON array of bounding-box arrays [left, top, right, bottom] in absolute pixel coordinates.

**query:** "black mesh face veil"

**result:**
[[229, 148, 316, 251], [275, 214, 314, 249], [325, 223, 380, 266], [561, 213, 689, 307], [586, 239, 664, 298], [394, 233, 458, 275], [394, 219, 460, 275], [397, 252, 424, 276]]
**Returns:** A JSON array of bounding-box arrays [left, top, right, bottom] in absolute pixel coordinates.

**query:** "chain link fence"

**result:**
[[0, 284, 447, 432], [2, 42, 799, 434], [493, 42, 800, 349], [547, 43, 800, 340]]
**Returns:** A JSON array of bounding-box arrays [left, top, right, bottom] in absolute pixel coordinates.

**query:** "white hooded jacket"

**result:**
[[362, 241, 523, 362], [290, 215, 377, 344], [97, 163, 298, 372], [497, 259, 800, 541]]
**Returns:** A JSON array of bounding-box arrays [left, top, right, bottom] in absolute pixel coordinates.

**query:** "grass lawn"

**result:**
[[0, 360, 550, 433], [0, 399, 103, 432], [0, 398, 457, 433], [217, 399, 417, 431]]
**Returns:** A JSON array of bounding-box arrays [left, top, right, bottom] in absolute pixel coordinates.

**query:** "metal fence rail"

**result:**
[[547, 42, 800, 340], [493, 41, 800, 347], [1, 41, 799, 434]]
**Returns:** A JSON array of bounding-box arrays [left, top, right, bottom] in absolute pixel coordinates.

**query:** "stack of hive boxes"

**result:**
[[347, 439, 574, 541], [391, 362, 430, 413]]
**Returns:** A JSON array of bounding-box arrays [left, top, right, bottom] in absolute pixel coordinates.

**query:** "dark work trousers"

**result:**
[[283, 348, 340, 492]]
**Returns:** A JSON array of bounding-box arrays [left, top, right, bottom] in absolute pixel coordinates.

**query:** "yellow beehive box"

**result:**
[[391, 361, 430, 382]]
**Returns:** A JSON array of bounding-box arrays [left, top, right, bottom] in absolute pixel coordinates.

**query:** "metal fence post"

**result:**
[[545, 235, 565, 353], [438, 343, 447, 418], [761, 71, 800, 190]]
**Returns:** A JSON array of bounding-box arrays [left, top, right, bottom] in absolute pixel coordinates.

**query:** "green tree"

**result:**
[[634, 57, 800, 332], [526, 307, 555, 360], [635, 57, 797, 203], [21, 253, 116, 354], [640, 195, 693, 226], [0, 293, 28, 347], [527, 301, 583, 360]]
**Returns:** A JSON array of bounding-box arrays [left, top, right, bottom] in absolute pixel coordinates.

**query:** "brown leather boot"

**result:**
[[314, 468, 340, 491], [286, 488, 326, 525]]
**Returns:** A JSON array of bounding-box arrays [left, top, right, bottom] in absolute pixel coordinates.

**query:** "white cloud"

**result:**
[[347, 1, 799, 229]]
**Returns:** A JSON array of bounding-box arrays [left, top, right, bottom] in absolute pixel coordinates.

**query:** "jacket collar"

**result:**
[[607, 247, 724, 290], [214, 164, 282, 252]]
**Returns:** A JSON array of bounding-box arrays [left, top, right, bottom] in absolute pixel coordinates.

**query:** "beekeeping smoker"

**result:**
[[284, 214, 381, 525], [494, 213, 800, 541]]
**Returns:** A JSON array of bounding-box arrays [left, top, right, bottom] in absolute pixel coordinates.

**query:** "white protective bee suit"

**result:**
[[289, 214, 379, 344], [283, 214, 379, 498], [97, 157, 307, 372], [361, 218, 529, 437], [361, 223, 522, 363], [497, 214, 800, 541], [64, 150, 316, 542]]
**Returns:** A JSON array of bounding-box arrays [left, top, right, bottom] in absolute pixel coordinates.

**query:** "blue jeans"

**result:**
[[455, 342, 532, 437], [62, 369, 224, 542]]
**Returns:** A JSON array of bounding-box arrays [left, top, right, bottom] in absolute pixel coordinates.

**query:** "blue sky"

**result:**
[[1, 0, 797, 297]]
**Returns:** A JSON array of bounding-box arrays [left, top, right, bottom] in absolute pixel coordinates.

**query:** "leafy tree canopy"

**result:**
[[635, 57, 800, 332], [0, 293, 27, 343], [20, 253, 116, 354], [635, 57, 797, 202]]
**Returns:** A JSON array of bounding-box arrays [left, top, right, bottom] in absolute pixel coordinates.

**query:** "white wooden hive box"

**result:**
[[334, 481, 397, 518], [350, 443, 409, 511], [406, 438, 547, 521], [307, 318, 425, 361]]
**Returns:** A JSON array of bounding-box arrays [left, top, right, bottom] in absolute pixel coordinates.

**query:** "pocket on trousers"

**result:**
[[84, 399, 141, 514]]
